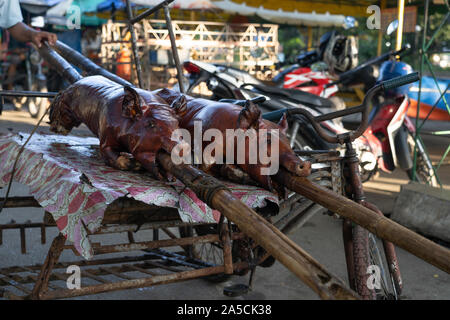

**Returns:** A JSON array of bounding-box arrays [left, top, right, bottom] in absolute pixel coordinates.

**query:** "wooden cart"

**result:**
[[0, 140, 341, 300]]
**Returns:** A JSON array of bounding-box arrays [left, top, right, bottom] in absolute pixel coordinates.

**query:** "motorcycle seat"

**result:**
[[242, 83, 335, 110], [272, 64, 299, 84]]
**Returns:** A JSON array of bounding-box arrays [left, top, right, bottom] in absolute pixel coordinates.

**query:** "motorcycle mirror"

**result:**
[[343, 16, 357, 29], [387, 20, 399, 36]]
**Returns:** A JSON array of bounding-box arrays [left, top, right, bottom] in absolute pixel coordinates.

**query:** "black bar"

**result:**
[[313, 104, 365, 122], [53, 41, 133, 88], [37, 43, 82, 84], [0, 91, 58, 98], [164, 5, 185, 93], [262, 108, 287, 122], [294, 150, 339, 156], [126, 0, 144, 88], [130, 0, 175, 24]]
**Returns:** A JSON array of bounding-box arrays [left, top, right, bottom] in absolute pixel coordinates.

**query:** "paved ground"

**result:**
[[0, 107, 449, 300]]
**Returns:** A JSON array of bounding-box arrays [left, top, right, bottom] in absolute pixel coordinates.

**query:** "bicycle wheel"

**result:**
[[352, 225, 375, 299], [179, 225, 233, 283], [368, 233, 399, 299], [352, 225, 399, 300], [406, 132, 438, 187]]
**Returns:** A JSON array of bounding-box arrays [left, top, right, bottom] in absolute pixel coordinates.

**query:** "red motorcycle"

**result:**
[[279, 66, 338, 98], [273, 30, 358, 98]]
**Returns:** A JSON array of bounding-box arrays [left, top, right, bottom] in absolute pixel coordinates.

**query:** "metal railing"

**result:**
[[412, 0, 450, 187]]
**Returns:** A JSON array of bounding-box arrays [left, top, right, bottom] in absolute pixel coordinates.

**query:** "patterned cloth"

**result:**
[[0, 133, 278, 259]]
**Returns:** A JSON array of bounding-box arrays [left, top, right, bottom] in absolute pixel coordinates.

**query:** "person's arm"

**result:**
[[8, 22, 57, 48]]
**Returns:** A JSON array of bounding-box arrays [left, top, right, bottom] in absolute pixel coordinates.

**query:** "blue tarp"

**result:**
[[96, 0, 126, 12], [20, 0, 63, 6], [72, 0, 108, 26]]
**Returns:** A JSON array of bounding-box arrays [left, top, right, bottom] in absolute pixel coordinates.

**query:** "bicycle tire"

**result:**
[[352, 225, 399, 299], [406, 132, 438, 187], [179, 225, 233, 283], [352, 225, 376, 299]]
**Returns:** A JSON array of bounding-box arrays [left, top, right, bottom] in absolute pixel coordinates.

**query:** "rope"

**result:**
[[185, 174, 230, 208]]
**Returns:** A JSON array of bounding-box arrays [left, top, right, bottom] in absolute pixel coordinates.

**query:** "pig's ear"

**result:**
[[278, 113, 288, 135], [237, 101, 261, 129], [170, 94, 187, 117], [122, 86, 143, 119]]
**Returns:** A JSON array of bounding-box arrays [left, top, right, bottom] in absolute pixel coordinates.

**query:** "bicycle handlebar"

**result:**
[[221, 73, 419, 144], [380, 72, 419, 91], [263, 72, 419, 144]]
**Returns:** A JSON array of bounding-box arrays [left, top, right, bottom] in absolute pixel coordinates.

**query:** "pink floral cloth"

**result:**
[[0, 133, 278, 259]]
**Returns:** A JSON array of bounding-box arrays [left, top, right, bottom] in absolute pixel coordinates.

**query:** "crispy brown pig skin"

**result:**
[[49, 76, 180, 179], [156, 88, 311, 191]]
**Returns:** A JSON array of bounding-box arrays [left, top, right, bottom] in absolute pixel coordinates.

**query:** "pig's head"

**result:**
[[121, 86, 182, 155], [49, 91, 81, 135]]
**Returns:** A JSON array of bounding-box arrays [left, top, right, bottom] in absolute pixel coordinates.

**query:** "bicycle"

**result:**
[[256, 72, 420, 299]]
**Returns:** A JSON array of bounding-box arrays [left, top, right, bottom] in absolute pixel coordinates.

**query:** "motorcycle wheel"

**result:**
[[406, 133, 438, 187], [28, 97, 46, 119], [10, 84, 27, 111], [28, 84, 48, 119]]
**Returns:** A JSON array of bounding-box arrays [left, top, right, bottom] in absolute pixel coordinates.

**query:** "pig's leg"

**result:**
[[133, 152, 165, 180], [238, 163, 274, 192], [100, 138, 141, 171], [218, 164, 256, 186], [118, 152, 142, 171]]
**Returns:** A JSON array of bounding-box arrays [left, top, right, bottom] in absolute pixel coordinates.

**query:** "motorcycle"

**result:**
[[179, 47, 438, 186], [277, 22, 449, 122], [272, 30, 358, 98], [0, 44, 48, 119]]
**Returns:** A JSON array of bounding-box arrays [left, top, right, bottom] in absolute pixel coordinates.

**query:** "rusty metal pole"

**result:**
[[376, 0, 387, 56], [125, 0, 144, 88], [40, 263, 247, 300], [163, 4, 185, 93], [129, 0, 175, 24], [221, 222, 234, 275], [31, 234, 66, 299]]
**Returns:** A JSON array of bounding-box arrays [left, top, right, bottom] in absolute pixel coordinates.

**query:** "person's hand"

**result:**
[[30, 30, 57, 48]]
